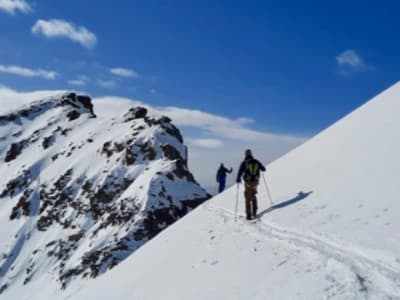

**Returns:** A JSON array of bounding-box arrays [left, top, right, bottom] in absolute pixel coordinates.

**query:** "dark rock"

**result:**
[[77, 95, 96, 117], [0, 114, 16, 123], [67, 110, 81, 121], [140, 142, 156, 160], [0, 169, 31, 198], [68, 231, 84, 242], [161, 144, 183, 161], [125, 148, 136, 165], [61, 128, 71, 136], [163, 123, 183, 143], [114, 142, 125, 153], [0, 284, 8, 294], [173, 160, 196, 183], [135, 107, 147, 118], [5, 140, 27, 162], [10, 189, 33, 220], [101, 141, 113, 158], [42, 135, 55, 149], [124, 107, 148, 122]]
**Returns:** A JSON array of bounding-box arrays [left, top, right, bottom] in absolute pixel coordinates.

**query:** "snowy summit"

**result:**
[[0, 92, 209, 297]]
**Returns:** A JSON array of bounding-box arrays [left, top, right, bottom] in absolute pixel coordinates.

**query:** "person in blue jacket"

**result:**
[[236, 149, 266, 220], [216, 163, 233, 193]]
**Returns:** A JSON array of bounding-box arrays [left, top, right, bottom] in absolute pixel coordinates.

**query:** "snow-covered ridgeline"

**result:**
[[0, 92, 209, 296]]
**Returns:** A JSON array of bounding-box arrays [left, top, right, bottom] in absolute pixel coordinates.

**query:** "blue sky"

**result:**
[[1, 0, 399, 136], [1, 0, 400, 191]]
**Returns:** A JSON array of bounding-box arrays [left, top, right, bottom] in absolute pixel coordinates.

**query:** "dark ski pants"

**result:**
[[244, 180, 258, 217], [218, 179, 226, 193]]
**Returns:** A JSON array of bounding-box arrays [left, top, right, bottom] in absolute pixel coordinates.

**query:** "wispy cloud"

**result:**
[[97, 79, 117, 89], [110, 68, 139, 78], [67, 75, 90, 86], [93, 96, 307, 191], [336, 49, 371, 75], [188, 138, 224, 149], [32, 19, 97, 48], [236, 117, 254, 125], [0, 86, 307, 193], [0, 64, 57, 79], [0, 0, 31, 15], [67, 79, 86, 86], [0, 85, 66, 114]]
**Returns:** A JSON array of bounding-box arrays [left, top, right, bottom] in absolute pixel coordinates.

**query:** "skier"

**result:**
[[236, 149, 266, 220], [216, 163, 233, 193]]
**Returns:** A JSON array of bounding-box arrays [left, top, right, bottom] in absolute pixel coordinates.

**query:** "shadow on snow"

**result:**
[[258, 191, 313, 218]]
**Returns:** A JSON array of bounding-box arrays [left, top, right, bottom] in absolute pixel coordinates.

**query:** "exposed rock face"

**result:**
[[0, 93, 209, 293]]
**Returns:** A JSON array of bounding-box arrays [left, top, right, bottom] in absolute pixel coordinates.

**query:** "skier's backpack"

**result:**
[[244, 160, 260, 182]]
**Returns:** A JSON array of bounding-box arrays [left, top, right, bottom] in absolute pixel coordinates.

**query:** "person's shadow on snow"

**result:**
[[258, 191, 313, 218]]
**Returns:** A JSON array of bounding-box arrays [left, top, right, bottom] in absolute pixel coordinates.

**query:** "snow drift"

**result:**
[[52, 82, 400, 300]]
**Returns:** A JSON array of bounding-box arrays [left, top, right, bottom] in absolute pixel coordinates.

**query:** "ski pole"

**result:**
[[234, 183, 239, 222], [261, 172, 273, 206]]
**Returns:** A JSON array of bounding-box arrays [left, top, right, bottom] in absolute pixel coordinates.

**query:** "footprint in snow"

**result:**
[[210, 260, 219, 266], [277, 259, 288, 267]]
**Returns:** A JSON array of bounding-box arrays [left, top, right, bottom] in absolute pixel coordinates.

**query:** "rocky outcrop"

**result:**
[[0, 92, 209, 293]]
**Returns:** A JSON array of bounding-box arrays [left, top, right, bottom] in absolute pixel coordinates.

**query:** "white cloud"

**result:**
[[0, 64, 57, 79], [0, 85, 66, 114], [77, 74, 90, 81], [32, 19, 97, 48], [158, 107, 300, 143], [236, 117, 254, 125], [68, 75, 90, 86], [0, 86, 308, 193], [67, 79, 86, 86], [110, 68, 139, 78], [93, 96, 307, 192], [336, 49, 370, 75], [0, 0, 31, 15], [97, 79, 117, 89], [188, 138, 224, 149]]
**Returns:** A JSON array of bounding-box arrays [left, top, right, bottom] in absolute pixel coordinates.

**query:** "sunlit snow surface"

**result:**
[[2, 82, 400, 299]]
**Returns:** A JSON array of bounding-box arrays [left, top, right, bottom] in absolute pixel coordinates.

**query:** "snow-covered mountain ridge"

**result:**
[[53, 82, 400, 300], [0, 92, 209, 295]]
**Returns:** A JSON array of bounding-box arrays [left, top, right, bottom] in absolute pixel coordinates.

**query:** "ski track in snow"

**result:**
[[207, 203, 400, 300]]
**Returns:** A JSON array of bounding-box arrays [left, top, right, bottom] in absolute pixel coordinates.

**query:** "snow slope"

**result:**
[[0, 93, 209, 298], [54, 81, 400, 300]]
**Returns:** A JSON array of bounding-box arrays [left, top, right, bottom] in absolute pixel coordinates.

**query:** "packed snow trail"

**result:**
[[207, 202, 400, 299], [55, 191, 400, 300]]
